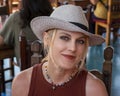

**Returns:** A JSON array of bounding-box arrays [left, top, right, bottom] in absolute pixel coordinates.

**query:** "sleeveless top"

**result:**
[[28, 64, 88, 96]]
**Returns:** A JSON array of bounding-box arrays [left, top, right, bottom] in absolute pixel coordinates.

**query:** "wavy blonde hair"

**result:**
[[41, 29, 57, 63]]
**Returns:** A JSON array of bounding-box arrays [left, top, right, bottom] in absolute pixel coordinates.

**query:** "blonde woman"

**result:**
[[12, 5, 108, 96]]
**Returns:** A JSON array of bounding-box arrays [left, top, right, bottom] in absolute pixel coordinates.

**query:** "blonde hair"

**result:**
[[78, 38, 89, 71], [41, 29, 57, 63]]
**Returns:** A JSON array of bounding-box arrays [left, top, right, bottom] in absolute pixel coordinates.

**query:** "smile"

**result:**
[[62, 54, 76, 60]]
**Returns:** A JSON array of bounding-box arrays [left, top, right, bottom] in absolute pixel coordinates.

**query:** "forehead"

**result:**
[[56, 29, 87, 37]]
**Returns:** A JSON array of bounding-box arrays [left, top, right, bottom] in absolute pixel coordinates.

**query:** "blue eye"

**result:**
[[60, 36, 70, 41], [77, 39, 85, 44]]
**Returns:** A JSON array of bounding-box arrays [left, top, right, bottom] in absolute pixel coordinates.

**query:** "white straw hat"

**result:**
[[30, 4, 105, 46]]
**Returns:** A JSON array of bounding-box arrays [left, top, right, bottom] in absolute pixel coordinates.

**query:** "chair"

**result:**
[[19, 31, 43, 71], [90, 46, 113, 96], [0, 45, 15, 93], [31, 40, 43, 66], [0, 0, 15, 93], [94, 0, 120, 46]]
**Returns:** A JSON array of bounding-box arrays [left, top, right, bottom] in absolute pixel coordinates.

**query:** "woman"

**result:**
[[12, 5, 108, 96], [0, 0, 53, 66]]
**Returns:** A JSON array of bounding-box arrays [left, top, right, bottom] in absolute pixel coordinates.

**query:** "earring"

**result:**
[[76, 59, 83, 68]]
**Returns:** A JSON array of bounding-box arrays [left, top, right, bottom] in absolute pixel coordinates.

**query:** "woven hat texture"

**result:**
[[31, 4, 105, 46]]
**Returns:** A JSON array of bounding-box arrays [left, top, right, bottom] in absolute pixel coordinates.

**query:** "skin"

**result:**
[[12, 29, 108, 96]]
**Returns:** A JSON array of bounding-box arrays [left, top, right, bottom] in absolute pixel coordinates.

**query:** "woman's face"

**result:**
[[49, 30, 87, 70]]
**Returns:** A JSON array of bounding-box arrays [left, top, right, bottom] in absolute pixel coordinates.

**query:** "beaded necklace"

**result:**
[[44, 65, 76, 90]]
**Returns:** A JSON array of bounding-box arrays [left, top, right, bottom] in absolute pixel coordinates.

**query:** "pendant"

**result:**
[[52, 86, 56, 90]]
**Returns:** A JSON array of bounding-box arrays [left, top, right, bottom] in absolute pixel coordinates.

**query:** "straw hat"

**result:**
[[94, 1, 107, 19], [30, 4, 105, 46]]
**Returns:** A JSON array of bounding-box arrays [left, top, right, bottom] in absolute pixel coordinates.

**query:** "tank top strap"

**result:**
[[78, 69, 88, 96], [28, 64, 42, 96]]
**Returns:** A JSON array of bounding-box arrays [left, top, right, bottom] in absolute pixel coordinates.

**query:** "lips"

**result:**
[[62, 54, 76, 60]]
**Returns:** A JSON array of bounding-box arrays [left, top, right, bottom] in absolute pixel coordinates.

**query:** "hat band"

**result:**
[[70, 22, 88, 31]]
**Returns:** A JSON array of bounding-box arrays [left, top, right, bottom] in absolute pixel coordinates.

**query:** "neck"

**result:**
[[43, 62, 78, 85]]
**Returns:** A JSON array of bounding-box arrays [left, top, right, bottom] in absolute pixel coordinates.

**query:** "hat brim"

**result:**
[[30, 16, 105, 46]]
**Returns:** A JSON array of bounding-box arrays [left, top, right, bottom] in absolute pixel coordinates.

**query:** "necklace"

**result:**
[[44, 65, 76, 90]]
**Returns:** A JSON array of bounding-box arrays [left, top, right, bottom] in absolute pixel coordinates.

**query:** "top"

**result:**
[[28, 64, 88, 96]]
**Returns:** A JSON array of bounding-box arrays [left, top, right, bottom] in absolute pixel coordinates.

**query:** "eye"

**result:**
[[76, 39, 85, 44], [60, 36, 70, 41]]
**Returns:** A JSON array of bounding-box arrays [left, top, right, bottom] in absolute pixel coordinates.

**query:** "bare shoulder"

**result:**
[[86, 72, 108, 96], [12, 67, 33, 96]]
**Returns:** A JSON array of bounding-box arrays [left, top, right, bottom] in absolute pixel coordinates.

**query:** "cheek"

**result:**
[[52, 41, 65, 55], [50, 41, 65, 64], [53, 37, 66, 52], [77, 46, 86, 58]]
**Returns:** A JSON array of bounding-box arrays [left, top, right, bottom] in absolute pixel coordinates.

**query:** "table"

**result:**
[[0, 45, 14, 60]]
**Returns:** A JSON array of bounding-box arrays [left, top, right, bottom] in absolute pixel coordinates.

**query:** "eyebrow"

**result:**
[[60, 32, 71, 36], [59, 32, 87, 39]]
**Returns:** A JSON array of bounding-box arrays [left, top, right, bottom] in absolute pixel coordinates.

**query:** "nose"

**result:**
[[68, 41, 76, 52]]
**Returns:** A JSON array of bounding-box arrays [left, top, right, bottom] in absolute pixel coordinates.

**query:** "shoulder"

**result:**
[[13, 11, 21, 21], [7, 11, 19, 19], [7, 11, 21, 22], [12, 67, 33, 96], [86, 72, 108, 96], [2, 11, 21, 25], [10, 11, 20, 17]]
